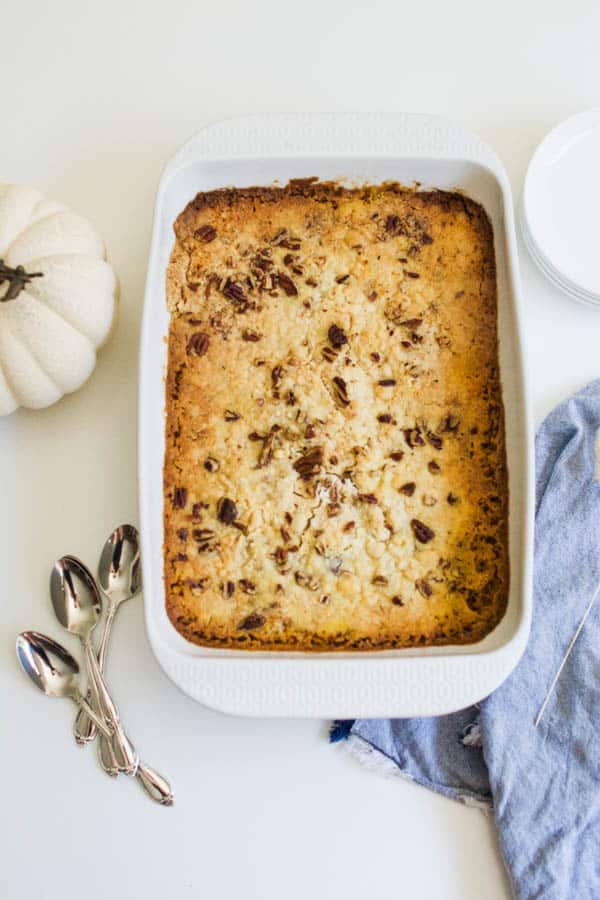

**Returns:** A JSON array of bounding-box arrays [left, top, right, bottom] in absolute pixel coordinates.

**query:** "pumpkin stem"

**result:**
[[0, 259, 43, 302]]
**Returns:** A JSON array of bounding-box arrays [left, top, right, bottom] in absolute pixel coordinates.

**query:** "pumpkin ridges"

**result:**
[[20, 255, 117, 346], [0, 316, 62, 409], [0, 184, 117, 413], [2, 292, 97, 394], [6, 211, 106, 268]]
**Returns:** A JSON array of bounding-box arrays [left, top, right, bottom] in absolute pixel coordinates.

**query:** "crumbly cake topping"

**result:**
[[164, 181, 508, 650]]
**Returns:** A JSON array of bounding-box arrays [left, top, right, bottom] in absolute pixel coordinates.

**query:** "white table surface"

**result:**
[[2, 1, 600, 897]]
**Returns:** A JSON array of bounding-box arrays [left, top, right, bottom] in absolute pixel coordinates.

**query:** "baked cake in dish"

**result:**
[[163, 180, 509, 651]]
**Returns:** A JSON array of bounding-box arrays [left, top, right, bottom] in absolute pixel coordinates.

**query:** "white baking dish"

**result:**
[[139, 113, 533, 718]]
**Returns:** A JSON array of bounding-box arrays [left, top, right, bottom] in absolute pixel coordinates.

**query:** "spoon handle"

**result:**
[[136, 763, 174, 805], [75, 695, 113, 739], [84, 641, 139, 776], [74, 607, 117, 744]]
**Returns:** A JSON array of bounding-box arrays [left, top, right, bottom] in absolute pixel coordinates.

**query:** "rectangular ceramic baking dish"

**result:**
[[139, 113, 534, 718]]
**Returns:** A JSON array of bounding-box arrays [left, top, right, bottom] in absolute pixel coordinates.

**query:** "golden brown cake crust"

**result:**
[[164, 180, 509, 651]]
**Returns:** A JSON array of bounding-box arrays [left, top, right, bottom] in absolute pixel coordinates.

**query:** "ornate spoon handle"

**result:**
[[74, 607, 116, 743], [84, 640, 139, 776], [136, 763, 174, 806]]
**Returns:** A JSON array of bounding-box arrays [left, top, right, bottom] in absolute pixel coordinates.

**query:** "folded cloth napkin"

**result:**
[[331, 380, 600, 900]]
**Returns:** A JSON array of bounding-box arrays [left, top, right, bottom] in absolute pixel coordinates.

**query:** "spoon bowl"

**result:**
[[98, 524, 142, 604], [50, 555, 101, 639], [16, 631, 81, 701]]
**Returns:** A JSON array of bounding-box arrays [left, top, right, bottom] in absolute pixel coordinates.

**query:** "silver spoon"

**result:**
[[73, 526, 173, 805], [16, 631, 113, 739], [50, 555, 139, 776], [74, 524, 142, 743], [17, 631, 173, 805]]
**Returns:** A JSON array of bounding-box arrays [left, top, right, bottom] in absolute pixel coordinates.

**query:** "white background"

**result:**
[[2, 1, 600, 898]]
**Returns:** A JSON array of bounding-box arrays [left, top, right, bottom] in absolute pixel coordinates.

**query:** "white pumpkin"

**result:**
[[0, 184, 118, 414]]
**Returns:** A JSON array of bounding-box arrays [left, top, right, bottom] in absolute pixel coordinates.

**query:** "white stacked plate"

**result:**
[[521, 108, 600, 306]]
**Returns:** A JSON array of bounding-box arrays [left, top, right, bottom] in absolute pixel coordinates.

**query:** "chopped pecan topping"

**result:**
[[343, 521, 356, 532], [284, 512, 293, 524], [176, 553, 188, 562], [416, 578, 432, 597], [377, 414, 394, 424], [404, 427, 425, 448], [238, 579, 257, 594], [217, 497, 238, 525], [248, 431, 264, 441], [186, 332, 210, 356], [332, 376, 350, 408], [328, 324, 348, 348], [410, 519, 434, 543], [389, 450, 404, 461], [372, 575, 388, 585], [273, 546, 289, 567], [177, 527, 188, 541], [222, 279, 248, 305], [358, 493, 378, 504], [253, 252, 272, 272], [447, 492, 460, 505], [400, 318, 423, 329], [305, 424, 317, 439], [399, 482, 416, 497], [293, 446, 324, 480], [239, 612, 265, 630], [295, 572, 320, 591], [186, 578, 209, 592], [368, 290, 378, 301], [370, 352, 381, 362], [204, 457, 219, 472], [426, 431, 443, 450], [273, 272, 298, 296], [383, 213, 432, 245], [173, 487, 187, 509], [385, 215, 402, 235], [428, 460, 440, 473], [225, 581, 235, 597], [194, 224, 217, 243], [378, 379, 396, 387], [442, 414, 460, 432], [242, 329, 261, 342], [335, 274, 350, 284], [192, 528, 215, 543], [191, 502, 206, 520], [257, 425, 280, 468], [405, 271, 420, 279], [280, 527, 291, 543], [322, 346, 338, 363], [224, 409, 240, 422], [391, 595, 404, 606], [271, 365, 284, 389]]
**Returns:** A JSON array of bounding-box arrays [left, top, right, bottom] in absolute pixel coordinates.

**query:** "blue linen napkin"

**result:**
[[331, 380, 600, 900]]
